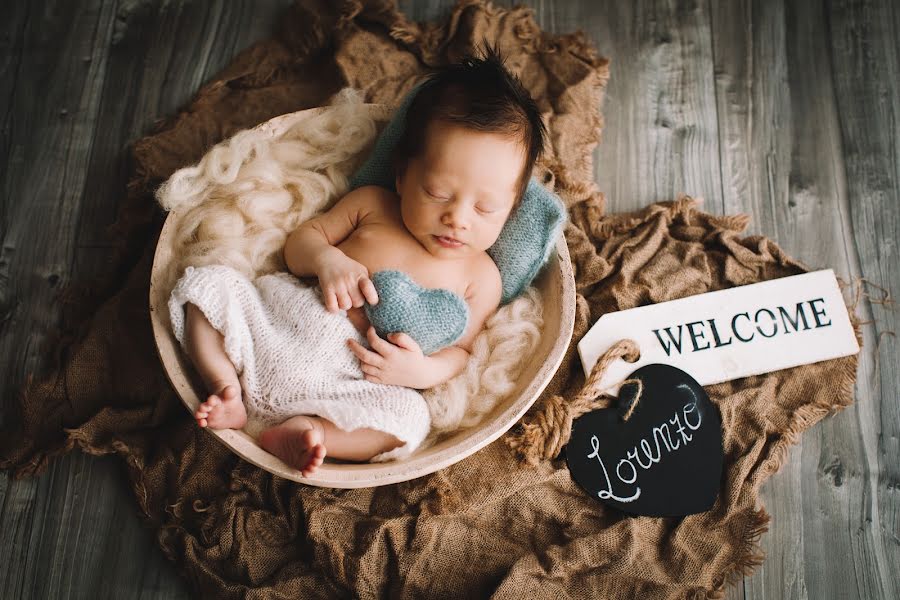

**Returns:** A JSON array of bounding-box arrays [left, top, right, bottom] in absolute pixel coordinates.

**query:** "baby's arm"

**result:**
[[284, 186, 380, 311]]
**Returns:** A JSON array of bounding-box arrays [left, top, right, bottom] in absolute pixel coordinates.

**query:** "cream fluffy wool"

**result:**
[[169, 265, 431, 462], [156, 89, 544, 451]]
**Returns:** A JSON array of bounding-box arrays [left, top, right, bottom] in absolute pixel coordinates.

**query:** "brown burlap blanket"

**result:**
[[0, 1, 860, 598]]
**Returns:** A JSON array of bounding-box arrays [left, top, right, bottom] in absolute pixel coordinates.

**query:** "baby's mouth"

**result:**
[[434, 235, 464, 248]]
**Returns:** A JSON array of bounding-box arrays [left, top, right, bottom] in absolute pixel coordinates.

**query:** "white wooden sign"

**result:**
[[577, 269, 859, 391]]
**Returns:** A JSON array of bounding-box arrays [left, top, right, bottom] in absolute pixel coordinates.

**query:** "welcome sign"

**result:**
[[577, 270, 859, 391]]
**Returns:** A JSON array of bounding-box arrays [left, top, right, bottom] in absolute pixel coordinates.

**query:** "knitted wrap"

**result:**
[[168, 265, 432, 461]]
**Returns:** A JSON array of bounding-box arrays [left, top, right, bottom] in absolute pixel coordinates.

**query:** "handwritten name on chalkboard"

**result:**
[[587, 396, 702, 503], [652, 298, 832, 356], [566, 364, 724, 517]]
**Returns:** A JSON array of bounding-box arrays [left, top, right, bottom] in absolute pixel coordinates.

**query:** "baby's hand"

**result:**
[[348, 326, 430, 389], [315, 248, 378, 312]]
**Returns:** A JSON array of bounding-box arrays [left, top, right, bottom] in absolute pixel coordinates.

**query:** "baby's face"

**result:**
[[396, 120, 525, 259]]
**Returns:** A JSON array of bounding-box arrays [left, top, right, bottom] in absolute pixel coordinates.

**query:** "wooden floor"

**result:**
[[1, 0, 897, 598]]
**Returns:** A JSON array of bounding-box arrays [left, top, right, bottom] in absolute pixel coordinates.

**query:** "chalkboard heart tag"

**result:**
[[566, 363, 724, 517]]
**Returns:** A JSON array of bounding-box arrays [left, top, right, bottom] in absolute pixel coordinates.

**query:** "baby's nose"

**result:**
[[442, 204, 471, 229]]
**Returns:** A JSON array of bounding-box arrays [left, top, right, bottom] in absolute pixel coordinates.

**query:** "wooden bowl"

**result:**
[[149, 106, 577, 488]]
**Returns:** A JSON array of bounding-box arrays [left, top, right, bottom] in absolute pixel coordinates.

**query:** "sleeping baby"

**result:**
[[168, 49, 547, 477]]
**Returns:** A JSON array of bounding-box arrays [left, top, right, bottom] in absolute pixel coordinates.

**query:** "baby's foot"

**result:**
[[258, 416, 327, 477], [195, 384, 247, 429]]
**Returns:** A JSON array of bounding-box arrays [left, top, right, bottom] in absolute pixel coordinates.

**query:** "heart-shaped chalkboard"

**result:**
[[364, 270, 470, 355], [565, 363, 723, 517]]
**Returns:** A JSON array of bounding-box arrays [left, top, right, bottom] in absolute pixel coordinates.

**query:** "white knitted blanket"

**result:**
[[168, 264, 432, 462]]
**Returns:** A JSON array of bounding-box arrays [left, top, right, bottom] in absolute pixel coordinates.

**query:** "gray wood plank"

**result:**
[[0, 0, 117, 410], [0, 1, 291, 599], [551, 0, 725, 214], [712, 0, 898, 598], [1, 454, 190, 600], [0, 3, 29, 224], [0, 2, 198, 595], [826, 0, 900, 597]]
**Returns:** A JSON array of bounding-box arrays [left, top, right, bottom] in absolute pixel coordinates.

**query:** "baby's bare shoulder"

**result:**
[[348, 185, 399, 220], [464, 252, 502, 306], [451, 253, 502, 351]]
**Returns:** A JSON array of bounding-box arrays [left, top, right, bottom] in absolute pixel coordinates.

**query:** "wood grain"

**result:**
[[0, 2, 292, 599], [826, 1, 900, 598], [1, 0, 897, 598], [712, 2, 850, 598]]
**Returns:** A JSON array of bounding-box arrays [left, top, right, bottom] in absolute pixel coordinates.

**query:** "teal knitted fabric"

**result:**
[[490, 178, 566, 302], [364, 270, 469, 356], [350, 87, 420, 190], [349, 85, 566, 305]]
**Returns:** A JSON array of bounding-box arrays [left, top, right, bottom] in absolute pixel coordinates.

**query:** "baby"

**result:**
[[174, 49, 546, 477]]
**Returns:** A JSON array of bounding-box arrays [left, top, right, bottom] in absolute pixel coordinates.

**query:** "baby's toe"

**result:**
[[304, 445, 326, 474]]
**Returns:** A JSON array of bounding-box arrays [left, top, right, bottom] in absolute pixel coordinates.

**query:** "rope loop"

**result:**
[[506, 339, 641, 465]]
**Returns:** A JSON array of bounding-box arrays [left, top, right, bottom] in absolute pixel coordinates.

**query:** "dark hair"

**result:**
[[391, 44, 547, 206]]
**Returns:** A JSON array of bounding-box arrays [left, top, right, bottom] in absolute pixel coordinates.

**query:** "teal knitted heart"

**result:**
[[363, 270, 469, 356]]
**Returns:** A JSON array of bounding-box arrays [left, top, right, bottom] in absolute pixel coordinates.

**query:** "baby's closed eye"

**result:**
[[423, 186, 449, 200]]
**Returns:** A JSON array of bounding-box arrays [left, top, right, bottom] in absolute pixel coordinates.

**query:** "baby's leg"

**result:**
[[258, 415, 404, 476], [183, 302, 247, 429]]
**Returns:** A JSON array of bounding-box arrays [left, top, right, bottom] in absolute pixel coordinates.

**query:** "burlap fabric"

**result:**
[[0, 1, 860, 598]]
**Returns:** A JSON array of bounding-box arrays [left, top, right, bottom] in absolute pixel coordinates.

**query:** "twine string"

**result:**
[[506, 338, 643, 465], [620, 380, 643, 422]]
